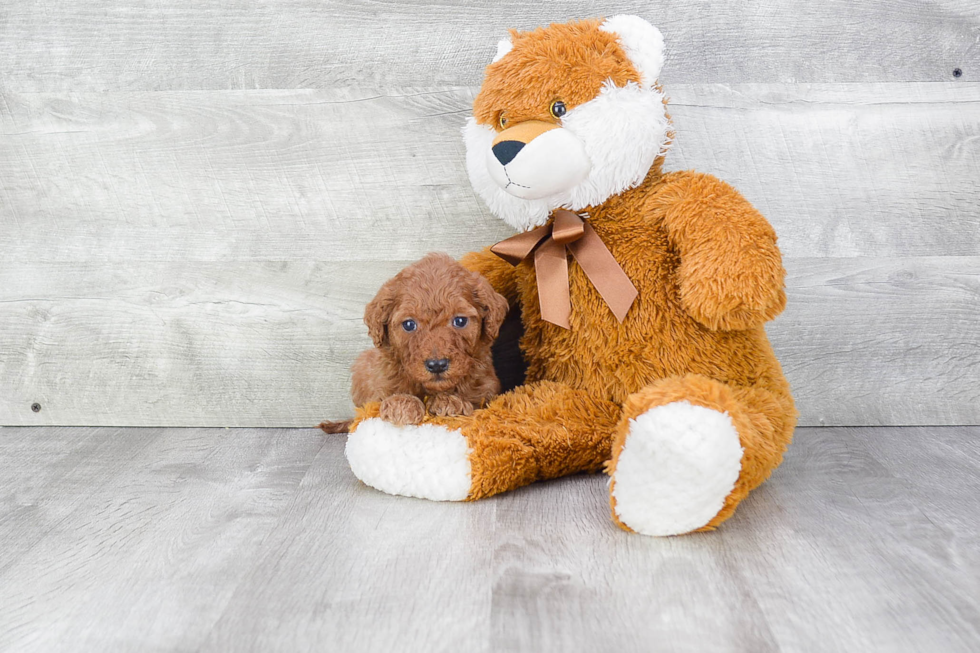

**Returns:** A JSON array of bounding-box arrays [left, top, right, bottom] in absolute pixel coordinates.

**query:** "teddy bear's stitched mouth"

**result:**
[[503, 167, 531, 190]]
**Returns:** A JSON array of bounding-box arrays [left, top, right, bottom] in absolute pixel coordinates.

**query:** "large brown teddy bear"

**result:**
[[346, 16, 797, 536]]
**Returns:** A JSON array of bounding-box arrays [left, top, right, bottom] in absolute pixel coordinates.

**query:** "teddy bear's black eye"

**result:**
[[498, 114, 508, 129], [401, 319, 417, 332], [452, 316, 468, 328], [550, 100, 567, 119]]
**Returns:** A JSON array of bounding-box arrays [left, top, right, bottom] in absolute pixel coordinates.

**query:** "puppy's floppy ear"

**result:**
[[364, 279, 397, 349], [470, 272, 509, 343]]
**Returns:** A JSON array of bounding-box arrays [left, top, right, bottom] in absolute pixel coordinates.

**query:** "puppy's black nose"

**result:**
[[492, 141, 524, 166], [425, 358, 450, 374]]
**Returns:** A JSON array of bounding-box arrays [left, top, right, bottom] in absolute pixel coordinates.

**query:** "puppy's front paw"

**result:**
[[380, 394, 426, 425], [426, 394, 474, 417]]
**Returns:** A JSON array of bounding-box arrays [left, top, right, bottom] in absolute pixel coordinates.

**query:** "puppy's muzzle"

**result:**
[[424, 358, 450, 374]]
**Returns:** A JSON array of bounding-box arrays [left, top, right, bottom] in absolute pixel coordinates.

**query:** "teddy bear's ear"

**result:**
[[491, 38, 512, 64], [600, 15, 665, 88]]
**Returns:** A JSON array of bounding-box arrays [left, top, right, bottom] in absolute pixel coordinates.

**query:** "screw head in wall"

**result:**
[[31, 403, 41, 413]]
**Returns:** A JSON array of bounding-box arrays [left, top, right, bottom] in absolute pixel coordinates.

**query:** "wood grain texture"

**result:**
[[1, 84, 977, 261], [1, 84, 977, 427], [0, 427, 162, 576], [668, 84, 980, 258], [0, 87, 511, 262], [0, 427, 325, 651], [773, 256, 980, 426], [199, 434, 496, 653], [1, 426, 978, 652], [0, 261, 382, 427], [711, 427, 980, 652], [856, 425, 980, 606], [1, 256, 977, 427], [1, 0, 977, 92]]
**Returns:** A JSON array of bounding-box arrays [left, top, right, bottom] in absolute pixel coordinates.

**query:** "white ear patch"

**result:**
[[492, 39, 513, 63], [600, 15, 665, 88]]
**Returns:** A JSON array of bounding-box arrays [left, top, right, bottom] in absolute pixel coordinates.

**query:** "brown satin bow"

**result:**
[[490, 209, 638, 329]]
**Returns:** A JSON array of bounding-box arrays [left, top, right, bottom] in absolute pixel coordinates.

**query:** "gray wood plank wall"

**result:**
[[1, 2, 977, 427]]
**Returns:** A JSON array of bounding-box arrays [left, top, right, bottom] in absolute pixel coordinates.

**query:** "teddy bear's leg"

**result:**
[[346, 381, 621, 502], [606, 374, 796, 536]]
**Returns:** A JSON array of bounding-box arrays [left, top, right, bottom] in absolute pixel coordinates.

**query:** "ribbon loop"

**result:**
[[489, 225, 549, 266], [490, 210, 638, 329], [551, 209, 586, 245]]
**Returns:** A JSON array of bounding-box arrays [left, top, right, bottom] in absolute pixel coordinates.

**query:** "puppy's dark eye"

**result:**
[[550, 100, 566, 119], [452, 316, 468, 328], [401, 319, 417, 332]]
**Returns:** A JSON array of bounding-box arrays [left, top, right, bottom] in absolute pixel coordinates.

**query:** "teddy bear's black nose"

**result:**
[[492, 140, 524, 166], [425, 358, 450, 374]]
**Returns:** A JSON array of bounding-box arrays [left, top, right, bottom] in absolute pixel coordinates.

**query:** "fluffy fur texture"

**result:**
[[610, 401, 743, 536], [599, 15, 665, 88], [346, 418, 472, 501], [348, 17, 797, 536], [319, 253, 508, 433], [354, 380, 621, 498], [463, 17, 671, 231]]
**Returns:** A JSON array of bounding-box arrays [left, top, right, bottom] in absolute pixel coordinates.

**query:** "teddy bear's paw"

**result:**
[[345, 418, 472, 501], [611, 401, 744, 536]]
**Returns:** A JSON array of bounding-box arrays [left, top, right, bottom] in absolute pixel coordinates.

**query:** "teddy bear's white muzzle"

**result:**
[[485, 128, 592, 200]]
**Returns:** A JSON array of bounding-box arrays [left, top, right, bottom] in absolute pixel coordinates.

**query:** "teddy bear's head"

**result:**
[[464, 16, 671, 232]]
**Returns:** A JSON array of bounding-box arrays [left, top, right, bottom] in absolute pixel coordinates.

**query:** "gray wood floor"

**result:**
[[1, 426, 977, 652]]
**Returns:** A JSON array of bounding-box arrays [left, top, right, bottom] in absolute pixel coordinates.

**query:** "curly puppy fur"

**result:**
[[320, 253, 508, 433]]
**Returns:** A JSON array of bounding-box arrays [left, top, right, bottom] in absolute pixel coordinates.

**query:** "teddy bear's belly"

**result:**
[[519, 263, 780, 405]]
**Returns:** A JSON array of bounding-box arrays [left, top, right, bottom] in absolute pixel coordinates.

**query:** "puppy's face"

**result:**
[[387, 293, 482, 393], [365, 253, 508, 394]]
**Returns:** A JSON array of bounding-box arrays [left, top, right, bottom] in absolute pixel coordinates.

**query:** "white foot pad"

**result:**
[[612, 401, 743, 536], [345, 418, 472, 501]]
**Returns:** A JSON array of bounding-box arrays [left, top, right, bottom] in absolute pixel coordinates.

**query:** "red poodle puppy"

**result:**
[[320, 253, 508, 432]]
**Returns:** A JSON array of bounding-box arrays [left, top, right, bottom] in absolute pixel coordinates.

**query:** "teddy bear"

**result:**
[[344, 16, 797, 536]]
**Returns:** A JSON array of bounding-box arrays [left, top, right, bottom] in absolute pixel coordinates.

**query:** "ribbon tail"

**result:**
[[568, 223, 638, 323], [533, 238, 571, 329]]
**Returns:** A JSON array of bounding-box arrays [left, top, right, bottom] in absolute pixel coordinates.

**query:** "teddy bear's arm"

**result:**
[[655, 172, 787, 331], [459, 247, 520, 306]]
